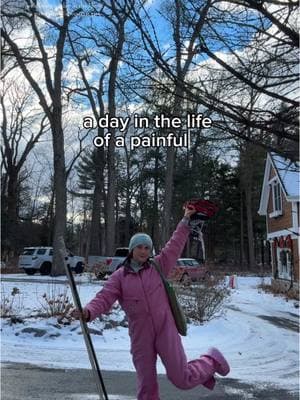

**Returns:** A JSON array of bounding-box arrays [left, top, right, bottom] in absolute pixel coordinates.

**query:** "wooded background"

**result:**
[[1, 0, 298, 275]]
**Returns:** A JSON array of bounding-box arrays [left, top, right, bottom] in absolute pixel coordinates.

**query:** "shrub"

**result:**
[[176, 274, 230, 323], [0, 286, 23, 317], [38, 284, 74, 318]]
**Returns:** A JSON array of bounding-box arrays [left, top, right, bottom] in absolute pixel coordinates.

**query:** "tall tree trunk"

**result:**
[[6, 168, 18, 252], [89, 148, 105, 255], [240, 187, 246, 269], [89, 183, 102, 255], [123, 141, 132, 246], [161, 146, 175, 245], [152, 148, 160, 252], [51, 114, 67, 276], [240, 143, 256, 270], [161, 91, 183, 244], [124, 190, 131, 246], [105, 117, 117, 256], [105, 20, 125, 255], [244, 177, 256, 269], [46, 189, 55, 246]]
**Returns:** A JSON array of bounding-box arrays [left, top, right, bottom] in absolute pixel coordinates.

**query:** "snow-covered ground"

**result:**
[[1, 274, 299, 394]]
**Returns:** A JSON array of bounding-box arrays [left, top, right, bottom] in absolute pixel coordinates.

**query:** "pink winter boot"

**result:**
[[203, 347, 230, 376]]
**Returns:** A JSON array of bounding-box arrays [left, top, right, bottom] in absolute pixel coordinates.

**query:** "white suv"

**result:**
[[18, 247, 85, 275]]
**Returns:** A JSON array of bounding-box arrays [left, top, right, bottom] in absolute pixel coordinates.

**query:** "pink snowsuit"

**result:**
[[85, 221, 225, 399]]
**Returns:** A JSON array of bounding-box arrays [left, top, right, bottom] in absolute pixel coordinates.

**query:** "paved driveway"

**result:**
[[1, 362, 298, 400]]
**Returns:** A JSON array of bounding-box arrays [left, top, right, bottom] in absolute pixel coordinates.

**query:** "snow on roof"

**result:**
[[270, 153, 299, 198]]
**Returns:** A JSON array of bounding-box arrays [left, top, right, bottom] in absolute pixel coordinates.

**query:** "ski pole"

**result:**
[[63, 254, 109, 400]]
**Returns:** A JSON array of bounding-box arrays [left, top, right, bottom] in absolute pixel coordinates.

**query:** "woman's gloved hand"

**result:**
[[183, 204, 197, 219], [70, 308, 90, 322]]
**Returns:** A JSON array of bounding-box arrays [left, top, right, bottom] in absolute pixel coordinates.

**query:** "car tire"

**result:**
[[40, 262, 52, 275], [180, 273, 191, 286], [24, 268, 36, 275], [74, 262, 84, 274], [205, 271, 211, 279]]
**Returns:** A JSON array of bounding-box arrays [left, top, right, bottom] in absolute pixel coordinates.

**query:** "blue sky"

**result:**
[[41, 0, 265, 54]]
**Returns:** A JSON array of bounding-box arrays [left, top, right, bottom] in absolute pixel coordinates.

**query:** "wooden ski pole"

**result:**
[[62, 253, 109, 400]]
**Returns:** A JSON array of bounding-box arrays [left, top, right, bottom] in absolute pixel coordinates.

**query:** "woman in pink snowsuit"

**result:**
[[77, 207, 230, 399]]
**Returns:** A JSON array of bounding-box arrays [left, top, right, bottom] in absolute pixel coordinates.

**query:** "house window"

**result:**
[[270, 180, 282, 217], [276, 247, 292, 280], [273, 182, 282, 211], [37, 249, 46, 255]]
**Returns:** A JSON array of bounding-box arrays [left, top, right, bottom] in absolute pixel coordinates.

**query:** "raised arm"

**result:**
[[155, 206, 196, 277]]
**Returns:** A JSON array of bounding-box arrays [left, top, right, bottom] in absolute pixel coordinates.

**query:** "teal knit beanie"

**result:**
[[128, 233, 153, 253]]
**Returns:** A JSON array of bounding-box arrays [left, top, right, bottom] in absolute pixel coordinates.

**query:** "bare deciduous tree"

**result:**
[[127, 0, 299, 161], [1, 80, 48, 253], [67, 0, 133, 254], [2, 0, 82, 274]]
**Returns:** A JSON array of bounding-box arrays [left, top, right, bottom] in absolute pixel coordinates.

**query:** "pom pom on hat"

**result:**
[[128, 233, 153, 253]]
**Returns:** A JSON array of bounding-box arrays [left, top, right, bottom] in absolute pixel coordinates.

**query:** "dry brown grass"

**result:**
[[258, 280, 299, 301], [1, 258, 21, 274]]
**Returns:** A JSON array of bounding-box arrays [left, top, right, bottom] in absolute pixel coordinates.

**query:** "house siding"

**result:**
[[267, 194, 293, 233], [292, 239, 299, 283]]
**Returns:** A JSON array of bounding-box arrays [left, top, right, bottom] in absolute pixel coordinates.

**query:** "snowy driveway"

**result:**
[[1, 274, 299, 398]]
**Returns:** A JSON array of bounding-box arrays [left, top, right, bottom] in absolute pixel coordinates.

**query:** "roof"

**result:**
[[258, 152, 299, 215], [271, 153, 299, 198]]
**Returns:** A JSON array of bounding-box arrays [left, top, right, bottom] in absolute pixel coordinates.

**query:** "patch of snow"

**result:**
[[1, 272, 97, 284], [1, 275, 299, 393]]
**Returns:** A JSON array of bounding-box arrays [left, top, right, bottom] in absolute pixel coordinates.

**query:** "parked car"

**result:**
[[89, 246, 159, 279], [89, 247, 129, 279], [18, 247, 85, 275], [168, 258, 210, 284]]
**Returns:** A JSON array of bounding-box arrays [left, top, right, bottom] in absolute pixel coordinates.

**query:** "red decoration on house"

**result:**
[[278, 236, 285, 248], [285, 235, 292, 249]]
